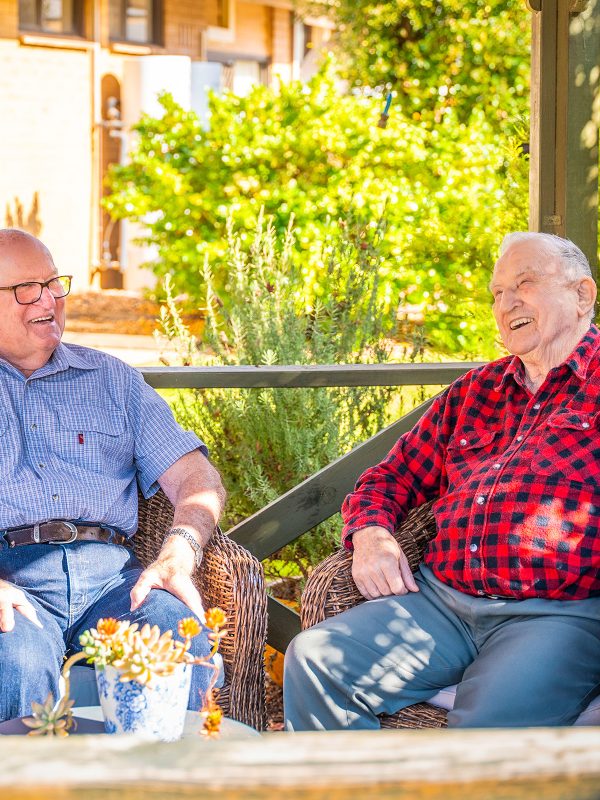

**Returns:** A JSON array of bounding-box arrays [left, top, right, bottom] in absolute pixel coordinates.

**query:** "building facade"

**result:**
[[0, 0, 331, 290]]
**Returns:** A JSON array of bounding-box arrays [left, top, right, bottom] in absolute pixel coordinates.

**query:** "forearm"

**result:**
[[158, 451, 226, 550]]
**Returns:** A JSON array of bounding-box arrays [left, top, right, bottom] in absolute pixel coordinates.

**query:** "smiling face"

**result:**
[[0, 233, 66, 376], [490, 239, 595, 378]]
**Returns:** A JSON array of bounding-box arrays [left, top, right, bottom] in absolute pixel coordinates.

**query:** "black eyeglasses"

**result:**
[[0, 275, 72, 305]]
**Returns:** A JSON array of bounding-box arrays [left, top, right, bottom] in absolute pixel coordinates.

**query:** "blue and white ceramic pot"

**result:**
[[95, 663, 192, 741]]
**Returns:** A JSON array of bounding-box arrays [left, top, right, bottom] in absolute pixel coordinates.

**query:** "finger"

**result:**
[[399, 556, 419, 592], [163, 576, 206, 622], [130, 572, 157, 612], [383, 565, 409, 596], [14, 599, 43, 628], [0, 603, 16, 632]]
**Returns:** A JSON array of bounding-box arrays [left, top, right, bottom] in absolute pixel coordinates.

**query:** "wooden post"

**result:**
[[529, 0, 600, 278]]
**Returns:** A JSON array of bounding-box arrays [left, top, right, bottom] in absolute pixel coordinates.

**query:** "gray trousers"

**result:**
[[284, 566, 600, 730]]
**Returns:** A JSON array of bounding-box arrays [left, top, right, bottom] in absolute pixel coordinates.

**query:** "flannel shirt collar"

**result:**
[[493, 323, 600, 392]]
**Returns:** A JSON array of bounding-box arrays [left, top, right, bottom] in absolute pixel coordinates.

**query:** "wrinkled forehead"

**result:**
[[491, 241, 561, 287]]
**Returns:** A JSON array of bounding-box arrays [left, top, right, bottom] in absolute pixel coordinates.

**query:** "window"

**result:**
[[19, 0, 83, 35], [109, 0, 161, 44]]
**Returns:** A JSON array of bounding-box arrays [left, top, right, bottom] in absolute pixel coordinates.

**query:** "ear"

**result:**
[[576, 276, 597, 318]]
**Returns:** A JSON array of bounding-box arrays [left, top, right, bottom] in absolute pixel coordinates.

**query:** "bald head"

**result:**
[[0, 229, 54, 268]]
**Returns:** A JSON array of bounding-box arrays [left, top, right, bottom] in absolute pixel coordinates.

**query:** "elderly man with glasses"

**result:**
[[0, 229, 226, 722]]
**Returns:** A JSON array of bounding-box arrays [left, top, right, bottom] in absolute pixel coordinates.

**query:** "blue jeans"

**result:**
[[0, 540, 216, 721]]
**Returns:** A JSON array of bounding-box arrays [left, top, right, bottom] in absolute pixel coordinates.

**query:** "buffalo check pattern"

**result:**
[[342, 325, 600, 600]]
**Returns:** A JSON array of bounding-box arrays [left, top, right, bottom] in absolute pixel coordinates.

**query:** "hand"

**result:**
[[129, 537, 205, 622], [0, 579, 43, 632], [351, 526, 419, 600]]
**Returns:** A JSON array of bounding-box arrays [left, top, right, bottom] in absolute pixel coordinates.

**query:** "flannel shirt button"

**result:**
[[493, 463, 501, 469], [469, 543, 478, 552], [476, 495, 485, 505], [516, 435, 523, 442], [477, 590, 485, 596], [582, 422, 590, 429], [533, 403, 541, 410], [459, 438, 467, 446]]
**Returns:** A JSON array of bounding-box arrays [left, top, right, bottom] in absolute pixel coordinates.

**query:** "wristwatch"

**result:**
[[163, 527, 203, 568]]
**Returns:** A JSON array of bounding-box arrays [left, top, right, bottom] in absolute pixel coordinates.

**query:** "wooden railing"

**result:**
[[141, 362, 484, 652]]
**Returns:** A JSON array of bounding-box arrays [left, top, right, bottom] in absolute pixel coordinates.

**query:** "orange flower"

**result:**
[[96, 618, 120, 636], [178, 617, 201, 639], [204, 607, 227, 632], [201, 706, 223, 738]]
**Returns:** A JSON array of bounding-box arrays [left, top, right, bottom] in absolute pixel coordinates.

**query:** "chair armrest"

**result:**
[[135, 489, 267, 730], [199, 528, 268, 731], [301, 499, 437, 631]]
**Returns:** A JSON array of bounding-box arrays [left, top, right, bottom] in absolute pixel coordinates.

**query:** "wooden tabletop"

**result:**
[[1, 727, 599, 800]]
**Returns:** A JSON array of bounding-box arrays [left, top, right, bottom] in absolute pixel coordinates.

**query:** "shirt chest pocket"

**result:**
[[533, 409, 600, 487], [446, 428, 498, 481], [55, 405, 130, 473]]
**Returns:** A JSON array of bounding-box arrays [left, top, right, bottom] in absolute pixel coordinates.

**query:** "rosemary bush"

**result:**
[[159, 214, 398, 579]]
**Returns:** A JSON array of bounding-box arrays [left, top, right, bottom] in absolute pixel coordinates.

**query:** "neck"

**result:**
[[520, 322, 589, 393]]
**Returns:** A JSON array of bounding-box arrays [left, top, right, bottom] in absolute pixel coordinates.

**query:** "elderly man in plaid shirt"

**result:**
[[285, 231, 600, 729], [0, 229, 225, 722]]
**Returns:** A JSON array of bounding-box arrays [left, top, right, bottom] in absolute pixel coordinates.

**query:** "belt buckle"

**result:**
[[47, 521, 78, 545]]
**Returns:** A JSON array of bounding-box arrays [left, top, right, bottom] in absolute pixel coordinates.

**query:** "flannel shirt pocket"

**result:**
[[533, 409, 600, 486], [445, 428, 498, 482]]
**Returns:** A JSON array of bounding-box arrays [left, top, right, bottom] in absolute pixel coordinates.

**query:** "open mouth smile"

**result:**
[[509, 317, 534, 331]]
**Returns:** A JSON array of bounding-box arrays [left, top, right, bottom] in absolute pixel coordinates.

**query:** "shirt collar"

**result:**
[[0, 343, 100, 381], [494, 324, 600, 392]]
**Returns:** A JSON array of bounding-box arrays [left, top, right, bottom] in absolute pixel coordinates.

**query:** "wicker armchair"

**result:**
[[135, 488, 267, 730], [300, 499, 448, 729]]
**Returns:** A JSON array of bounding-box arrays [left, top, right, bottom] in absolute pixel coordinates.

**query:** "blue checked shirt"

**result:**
[[0, 344, 207, 536]]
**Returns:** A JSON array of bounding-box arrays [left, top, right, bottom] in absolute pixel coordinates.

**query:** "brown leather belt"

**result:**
[[2, 521, 132, 549]]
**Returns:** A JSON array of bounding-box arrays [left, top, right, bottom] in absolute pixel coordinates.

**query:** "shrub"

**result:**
[[106, 61, 528, 360], [159, 214, 416, 578]]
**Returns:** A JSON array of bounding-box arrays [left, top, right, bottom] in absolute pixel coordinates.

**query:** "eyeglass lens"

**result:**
[[15, 276, 71, 304]]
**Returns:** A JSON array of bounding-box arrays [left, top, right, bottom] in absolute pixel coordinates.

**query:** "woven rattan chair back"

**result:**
[[301, 499, 448, 729], [135, 488, 267, 730]]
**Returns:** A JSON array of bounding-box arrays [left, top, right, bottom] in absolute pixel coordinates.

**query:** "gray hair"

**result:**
[[500, 231, 592, 280]]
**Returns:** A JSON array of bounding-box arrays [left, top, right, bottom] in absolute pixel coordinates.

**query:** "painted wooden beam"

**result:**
[[141, 363, 483, 389]]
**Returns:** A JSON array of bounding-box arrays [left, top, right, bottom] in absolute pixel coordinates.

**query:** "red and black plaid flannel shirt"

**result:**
[[342, 325, 600, 600]]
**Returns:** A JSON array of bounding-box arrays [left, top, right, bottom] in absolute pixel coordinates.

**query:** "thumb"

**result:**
[[130, 573, 154, 612]]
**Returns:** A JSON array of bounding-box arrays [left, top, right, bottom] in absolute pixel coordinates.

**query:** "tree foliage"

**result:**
[[303, 0, 531, 129], [105, 63, 528, 359]]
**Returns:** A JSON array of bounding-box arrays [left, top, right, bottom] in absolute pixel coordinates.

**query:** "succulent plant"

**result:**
[[23, 692, 75, 737], [24, 609, 228, 738]]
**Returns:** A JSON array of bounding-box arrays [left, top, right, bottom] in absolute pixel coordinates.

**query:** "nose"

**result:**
[[33, 285, 57, 308], [498, 287, 520, 313]]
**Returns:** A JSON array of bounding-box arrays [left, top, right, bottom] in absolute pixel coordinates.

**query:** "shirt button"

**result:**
[[30, 423, 37, 430], [38, 463, 45, 469], [476, 495, 485, 505], [469, 543, 478, 552], [459, 438, 467, 446], [582, 422, 590, 429], [533, 403, 540, 411], [493, 463, 501, 470], [52, 494, 59, 501], [516, 435, 523, 442], [477, 590, 485, 596]]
